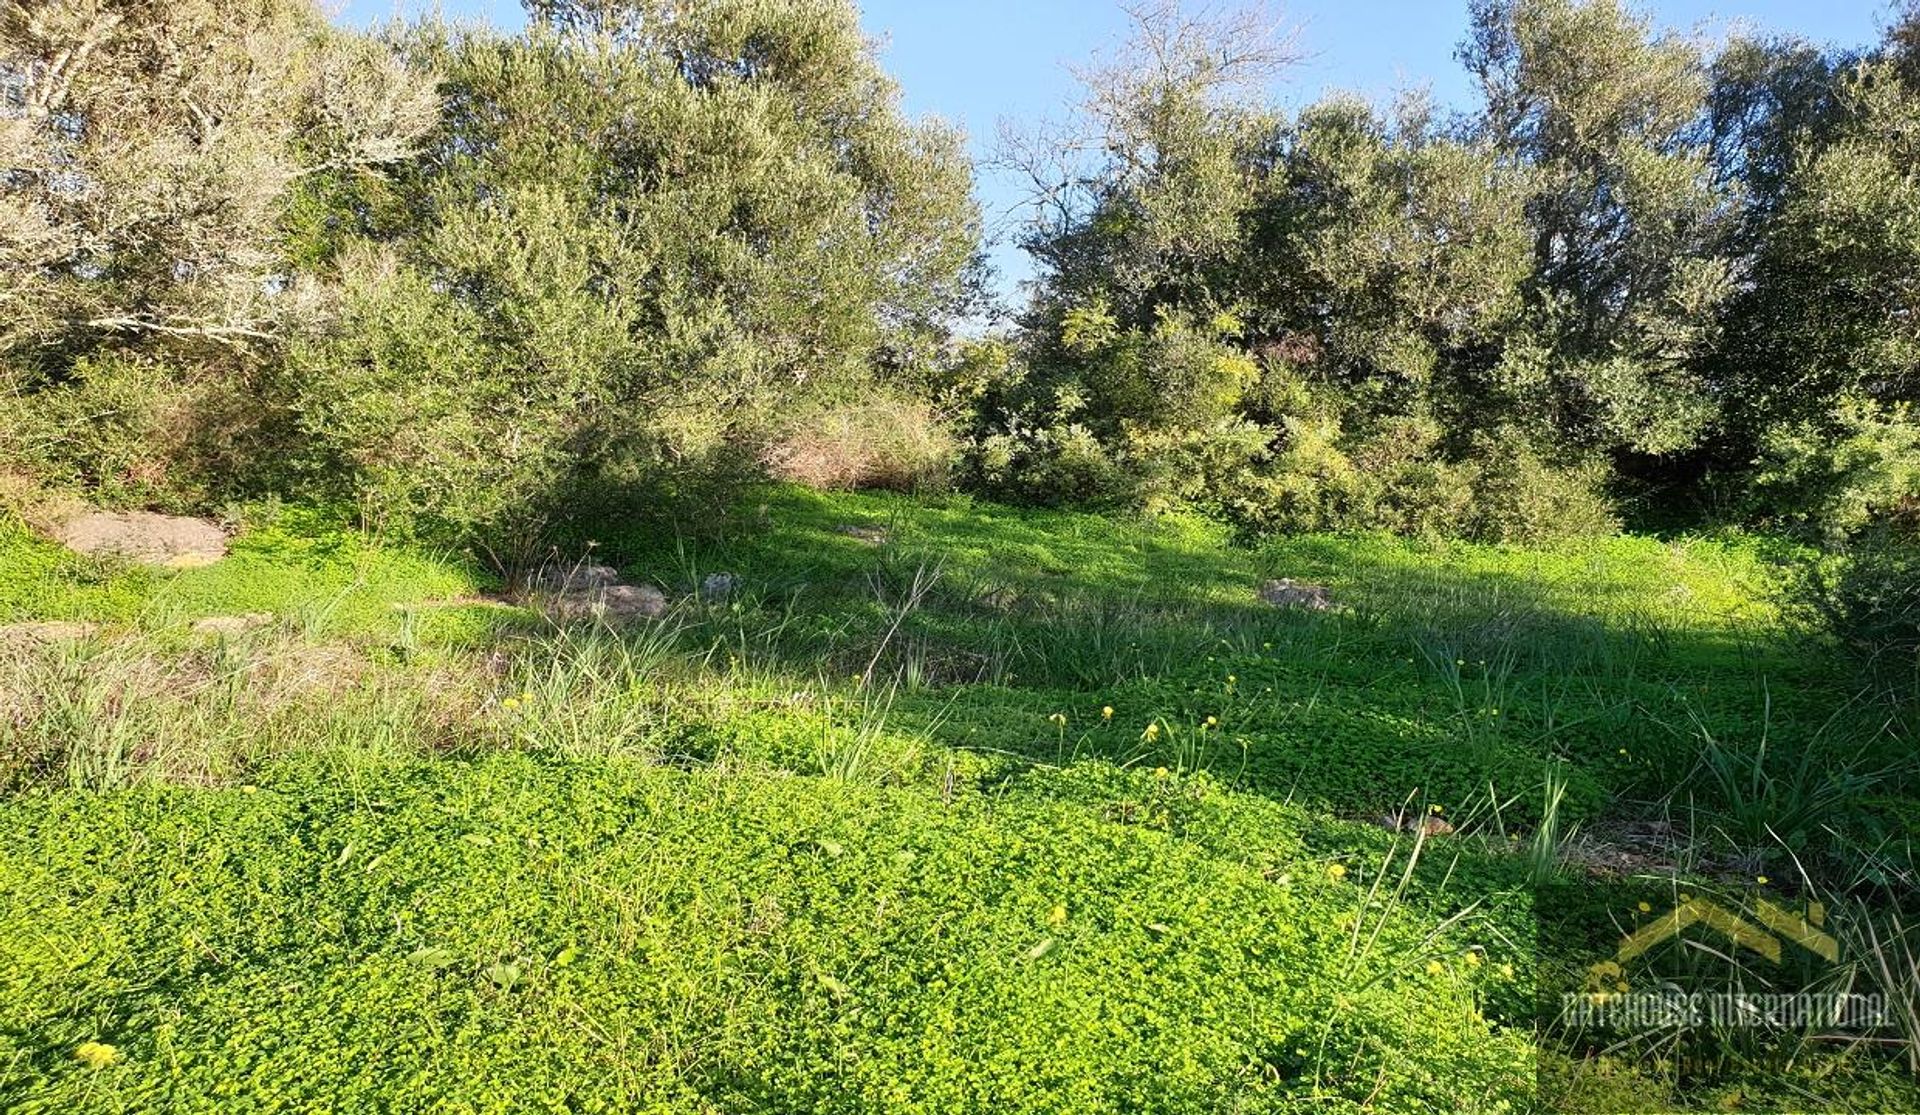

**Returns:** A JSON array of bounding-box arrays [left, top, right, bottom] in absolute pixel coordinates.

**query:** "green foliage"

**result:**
[[1712, 17, 1920, 529], [0, 754, 1542, 1113], [1747, 399, 1920, 538], [277, 7, 979, 555], [979, 0, 1735, 540], [1806, 526, 1920, 684], [0, 354, 202, 510], [0, 0, 437, 513], [977, 0, 1920, 543], [285, 250, 548, 543], [0, 0, 435, 357], [764, 391, 958, 494], [1, 487, 1915, 1109]]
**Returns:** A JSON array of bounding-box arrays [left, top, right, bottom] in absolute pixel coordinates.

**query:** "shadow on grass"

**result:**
[[525, 486, 1900, 838]]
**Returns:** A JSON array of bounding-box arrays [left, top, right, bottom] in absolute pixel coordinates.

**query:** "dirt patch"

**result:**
[[191, 613, 275, 637], [0, 620, 101, 644], [56, 511, 227, 568]]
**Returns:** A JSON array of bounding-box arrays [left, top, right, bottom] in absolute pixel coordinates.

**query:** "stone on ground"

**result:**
[[1259, 578, 1335, 611], [56, 511, 227, 569], [531, 564, 668, 624], [0, 620, 101, 644]]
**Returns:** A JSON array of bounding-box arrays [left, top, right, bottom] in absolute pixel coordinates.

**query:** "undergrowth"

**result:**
[[0, 486, 1914, 1112]]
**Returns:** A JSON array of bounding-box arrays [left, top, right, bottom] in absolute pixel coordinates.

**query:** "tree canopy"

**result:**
[[4, 0, 1919, 553]]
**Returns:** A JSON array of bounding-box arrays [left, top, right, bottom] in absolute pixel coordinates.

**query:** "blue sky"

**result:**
[[335, 1, 1896, 296]]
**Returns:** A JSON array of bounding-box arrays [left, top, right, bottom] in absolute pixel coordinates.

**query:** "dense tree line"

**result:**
[[974, 0, 1920, 545], [0, 0, 978, 559], [2, 0, 1918, 565]]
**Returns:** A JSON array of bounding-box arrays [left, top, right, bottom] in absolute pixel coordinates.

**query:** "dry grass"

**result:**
[[764, 398, 955, 493], [0, 629, 465, 791], [0, 469, 84, 535]]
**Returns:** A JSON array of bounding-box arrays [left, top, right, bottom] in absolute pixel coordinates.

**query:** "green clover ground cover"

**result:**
[[2, 487, 1915, 1111], [0, 755, 1536, 1114]]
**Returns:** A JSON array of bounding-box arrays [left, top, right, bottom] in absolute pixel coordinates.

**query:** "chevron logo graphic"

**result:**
[[1585, 896, 1838, 993]]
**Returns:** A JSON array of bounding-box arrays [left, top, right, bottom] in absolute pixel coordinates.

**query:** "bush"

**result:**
[[1747, 400, 1920, 540], [1458, 430, 1621, 544], [1219, 420, 1614, 543], [1809, 526, 1920, 682], [765, 396, 956, 493], [972, 422, 1139, 509], [0, 353, 274, 512], [282, 251, 561, 547]]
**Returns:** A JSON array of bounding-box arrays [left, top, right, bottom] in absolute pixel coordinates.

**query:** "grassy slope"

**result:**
[[0, 488, 1913, 1113]]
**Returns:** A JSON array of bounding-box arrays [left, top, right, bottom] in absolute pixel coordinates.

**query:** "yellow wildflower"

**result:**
[[74, 1041, 118, 1069], [1426, 960, 1445, 975], [1637, 902, 1652, 913], [1327, 863, 1348, 881], [1048, 712, 1067, 727], [502, 697, 521, 711], [1048, 904, 1068, 927], [1101, 706, 1114, 721], [1143, 723, 1161, 742], [1465, 951, 1483, 967], [1205, 716, 1219, 728], [1756, 876, 1769, 886]]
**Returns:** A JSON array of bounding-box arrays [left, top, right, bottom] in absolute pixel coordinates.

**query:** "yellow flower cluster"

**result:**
[[75, 1041, 119, 1069]]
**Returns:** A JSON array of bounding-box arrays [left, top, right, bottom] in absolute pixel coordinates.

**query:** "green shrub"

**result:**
[[0, 354, 250, 511], [1747, 399, 1920, 540], [973, 421, 1139, 509], [1457, 430, 1620, 543], [283, 250, 562, 547], [1808, 526, 1920, 682]]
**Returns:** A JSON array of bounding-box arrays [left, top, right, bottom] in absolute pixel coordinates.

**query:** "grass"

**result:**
[[1, 485, 1915, 1112]]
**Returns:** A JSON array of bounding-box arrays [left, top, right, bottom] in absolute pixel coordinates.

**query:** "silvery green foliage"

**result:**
[[289, 1, 981, 548]]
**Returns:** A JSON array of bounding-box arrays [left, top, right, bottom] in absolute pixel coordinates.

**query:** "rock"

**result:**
[[191, 612, 275, 637], [531, 562, 620, 594], [835, 524, 890, 546], [602, 583, 668, 619], [1372, 812, 1456, 837], [1259, 578, 1335, 611], [522, 557, 668, 625], [0, 620, 101, 644], [541, 582, 667, 624], [700, 572, 739, 603], [56, 511, 227, 568]]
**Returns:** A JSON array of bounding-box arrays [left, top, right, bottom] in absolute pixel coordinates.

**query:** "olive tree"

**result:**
[[0, 0, 436, 358], [289, 0, 982, 550]]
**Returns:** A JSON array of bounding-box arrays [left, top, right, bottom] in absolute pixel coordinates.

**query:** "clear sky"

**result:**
[[334, 0, 1898, 297]]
